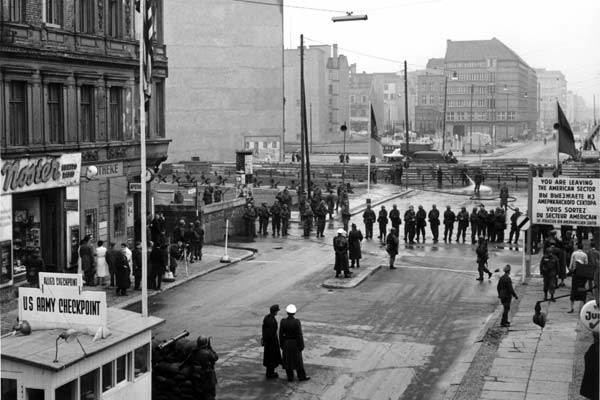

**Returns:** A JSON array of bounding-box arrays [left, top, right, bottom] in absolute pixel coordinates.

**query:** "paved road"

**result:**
[[128, 190, 524, 400]]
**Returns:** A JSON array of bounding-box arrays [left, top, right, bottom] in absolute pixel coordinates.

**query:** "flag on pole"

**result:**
[[136, 0, 154, 110], [555, 102, 577, 157], [370, 105, 384, 158]]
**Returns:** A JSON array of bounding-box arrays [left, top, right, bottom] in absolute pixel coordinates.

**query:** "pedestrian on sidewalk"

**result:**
[[476, 237, 492, 281], [587, 241, 599, 295], [333, 229, 351, 278], [192, 220, 204, 261], [497, 264, 518, 327], [279, 304, 310, 382], [568, 243, 589, 313], [580, 331, 599, 400], [386, 228, 399, 270], [132, 241, 143, 291], [95, 241, 109, 286], [80, 235, 96, 286], [348, 224, 363, 269], [262, 304, 282, 379], [150, 239, 168, 291], [540, 247, 559, 301], [115, 245, 131, 296]]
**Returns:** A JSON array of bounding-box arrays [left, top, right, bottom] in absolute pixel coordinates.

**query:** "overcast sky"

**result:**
[[283, 0, 600, 106]]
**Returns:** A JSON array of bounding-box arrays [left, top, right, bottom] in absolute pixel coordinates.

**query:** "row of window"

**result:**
[[7, 0, 148, 39], [455, 72, 496, 82], [446, 60, 491, 69], [1, 344, 149, 400], [446, 111, 516, 121], [6, 80, 123, 146]]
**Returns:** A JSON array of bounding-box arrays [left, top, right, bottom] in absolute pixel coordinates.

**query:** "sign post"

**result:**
[[517, 215, 531, 283]]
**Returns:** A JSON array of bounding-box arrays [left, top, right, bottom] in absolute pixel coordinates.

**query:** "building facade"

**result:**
[[164, 0, 284, 162], [443, 38, 538, 143], [284, 44, 349, 144], [0, 0, 169, 287], [535, 69, 567, 132]]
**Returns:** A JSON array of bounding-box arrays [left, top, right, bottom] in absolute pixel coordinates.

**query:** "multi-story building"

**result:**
[[164, 0, 284, 162], [284, 44, 349, 144], [415, 58, 445, 135], [444, 38, 538, 143], [349, 66, 373, 135], [0, 0, 169, 287], [535, 69, 567, 132], [566, 91, 592, 130]]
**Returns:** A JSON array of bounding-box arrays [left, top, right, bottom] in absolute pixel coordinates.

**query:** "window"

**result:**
[[102, 362, 114, 392], [55, 379, 76, 400], [48, 83, 64, 144], [420, 95, 426, 105], [107, 0, 122, 38], [429, 95, 434, 105], [116, 354, 127, 383], [79, 0, 94, 33], [113, 204, 125, 238], [80, 85, 95, 142], [80, 369, 98, 399], [134, 344, 149, 378], [350, 95, 355, 104], [155, 80, 165, 138], [507, 111, 516, 121], [46, 0, 63, 25], [361, 95, 367, 103], [9, 81, 28, 146], [109, 87, 123, 140], [9, 0, 26, 22], [1, 379, 17, 400], [84, 209, 97, 239]]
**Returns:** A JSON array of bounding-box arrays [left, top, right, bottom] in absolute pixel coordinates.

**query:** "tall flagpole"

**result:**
[[139, 0, 148, 318], [367, 104, 371, 193]]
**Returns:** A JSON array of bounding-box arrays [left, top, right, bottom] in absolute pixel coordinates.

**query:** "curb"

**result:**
[[322, 264, 382, 289], [113, 251, 256, 310]]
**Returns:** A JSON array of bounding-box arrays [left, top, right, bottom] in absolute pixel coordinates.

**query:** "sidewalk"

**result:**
[[477, 276, 592, 400], [0, 245, 255, 335]]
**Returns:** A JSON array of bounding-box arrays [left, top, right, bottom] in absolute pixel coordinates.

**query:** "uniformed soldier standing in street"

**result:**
[[243, 202, 257, 239], [404, 205, 416, 244], [470, 207, 480, 245], [302, 201, 313, 238], [456, 206, 470, 243], [348, 223, 363, 268], [507, 208, 522, 246], [270, 199, 282, 236], [315, 199, 328, 238], [281, 204, 291, 236], [377, 206, 389, 243], [497, 264, 518, 327], [190, 336, 219, 400], [279, 304, 310, 382], [443, 205, 456, 243], [262, 304, 283, 379], [341, 201, 352, 232], [428, 205, 440, 243], [415, 205, 427, 243], [258, 203, 270, 236], [362, 204, 376, 239], [389, 204, 401, 234]]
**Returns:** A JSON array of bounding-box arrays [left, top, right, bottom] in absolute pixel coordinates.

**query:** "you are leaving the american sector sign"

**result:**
[[532, 177, 600, 227]]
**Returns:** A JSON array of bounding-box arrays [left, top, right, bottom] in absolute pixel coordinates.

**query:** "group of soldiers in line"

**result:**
[[360, 202, 521, 246]]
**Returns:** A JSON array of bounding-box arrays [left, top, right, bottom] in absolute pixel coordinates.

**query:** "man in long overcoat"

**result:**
[[333, 229, 351, 278], [80, 235, 95, 286], [279, 304, 310, 382], [362, 204, 376, 239], [348, 223, 363, 268], [115, 246, 131, 296], [262, 304, 283, 378]]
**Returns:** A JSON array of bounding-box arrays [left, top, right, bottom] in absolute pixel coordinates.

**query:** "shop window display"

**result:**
[[12, 197, 42, 280]]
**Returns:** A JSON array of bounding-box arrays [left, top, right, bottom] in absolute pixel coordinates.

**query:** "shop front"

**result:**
[[0, 153, 81, 288]]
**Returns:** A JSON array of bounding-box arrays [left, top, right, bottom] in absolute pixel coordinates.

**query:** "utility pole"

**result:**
[[469, 84, 474, 152], [404, 61, 409, 156], [300, 35, 311, 198], [309, 102, 313, 153], [442, 75, 448, 152], [299, 35, 305, 195]]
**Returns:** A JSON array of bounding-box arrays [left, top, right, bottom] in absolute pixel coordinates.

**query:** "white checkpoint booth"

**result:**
[[1, 273, 163, 400]]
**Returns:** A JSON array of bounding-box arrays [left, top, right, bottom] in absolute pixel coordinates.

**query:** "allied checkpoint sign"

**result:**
[[532, 177, 600, 227], [18, 272, 107, 331]]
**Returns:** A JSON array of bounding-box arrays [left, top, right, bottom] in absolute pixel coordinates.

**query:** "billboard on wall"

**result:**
[[532, 177, 600, 227], [1, 153, 82, 195]]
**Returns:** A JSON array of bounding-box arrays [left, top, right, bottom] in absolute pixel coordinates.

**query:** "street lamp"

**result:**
[[332, 12, 368, 22], [341, 123, 347, 183]]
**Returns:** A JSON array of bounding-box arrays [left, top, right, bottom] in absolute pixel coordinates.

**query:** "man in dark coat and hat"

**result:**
[[386, 227, 399, 269], [334, 229, 351, 278], [80, 235, 95, 286], [348, 223, 363, 268], [262, 304, 283, 379], [279, 304, 310, 382], [115, 245, 131, 296]]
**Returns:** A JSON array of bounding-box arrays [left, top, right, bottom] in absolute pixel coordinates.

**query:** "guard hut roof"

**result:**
[[1, 308, 163, 371]]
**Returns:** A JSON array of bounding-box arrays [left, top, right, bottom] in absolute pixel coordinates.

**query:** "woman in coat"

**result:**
[[95, 241, 109, 286], [262, 304, 283, 378], [348, 223, 363, 268]]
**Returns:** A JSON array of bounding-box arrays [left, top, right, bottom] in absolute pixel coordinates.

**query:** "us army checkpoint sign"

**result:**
[[531, 177, 600, 227]]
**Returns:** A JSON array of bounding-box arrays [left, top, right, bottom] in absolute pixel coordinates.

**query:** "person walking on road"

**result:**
[[476, 237, 492, 281], [389, 204, 401, 234], [377, 206, 389, 243], [348, 223, 363, 268], [443, 206, 456, 243], [386, 228, 399, 270], [497, 264, 518, 327], [428, 205, 440, 243], [540, 247, 559, 302], [362, 204, 376, 240], [333, 229, 351, 278], [415, 205, 427, 243], [262, 304, 283, 379], [279, 304, 310, 382]]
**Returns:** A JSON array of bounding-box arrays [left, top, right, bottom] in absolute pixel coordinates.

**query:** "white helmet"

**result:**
[[286, 304, 297, 314]]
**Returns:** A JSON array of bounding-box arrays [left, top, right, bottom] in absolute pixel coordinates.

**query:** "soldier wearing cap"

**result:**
[[279, 304, 310, 382], [508, 207, 522, 245], [262, 304, 282, 378], [334, 229, 351, 278]]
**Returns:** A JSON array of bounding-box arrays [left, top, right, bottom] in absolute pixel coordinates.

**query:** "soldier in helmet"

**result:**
[[190, 336, 219, 399], [279, 304, 310, 382]]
